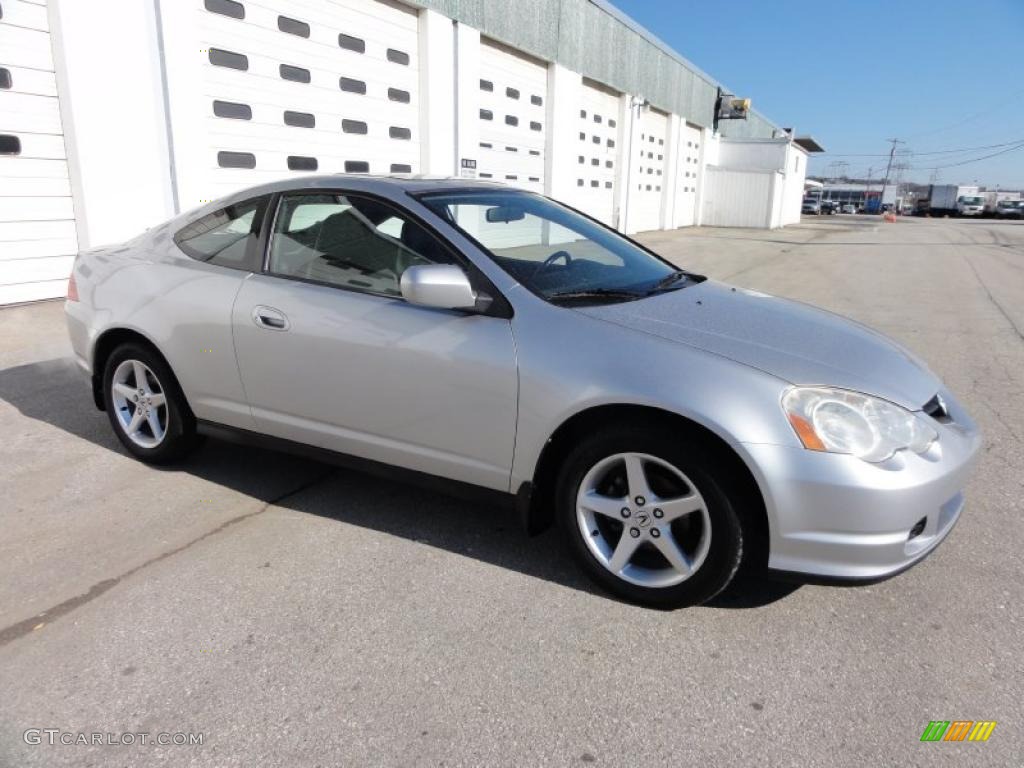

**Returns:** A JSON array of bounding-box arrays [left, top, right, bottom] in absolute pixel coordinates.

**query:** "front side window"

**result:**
[[419, 191, 691, 303], [267, 193, 454, 296], [174, 196, 267, 270]]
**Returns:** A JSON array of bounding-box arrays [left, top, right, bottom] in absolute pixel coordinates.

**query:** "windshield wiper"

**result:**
[[647, 270, 689, 293], [547, 288, 647, 304]]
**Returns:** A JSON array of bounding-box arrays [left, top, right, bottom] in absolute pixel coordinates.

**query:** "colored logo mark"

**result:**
[[920, 721, 996, 742]]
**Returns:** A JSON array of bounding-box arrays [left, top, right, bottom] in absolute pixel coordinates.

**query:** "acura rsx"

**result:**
[[65, 176, 981, 608]]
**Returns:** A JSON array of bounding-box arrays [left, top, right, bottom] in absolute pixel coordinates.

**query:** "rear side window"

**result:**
[[173, 196, 268, 271]]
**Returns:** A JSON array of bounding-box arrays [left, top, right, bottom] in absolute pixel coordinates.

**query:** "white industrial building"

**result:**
[[0, 0, 820, 305]]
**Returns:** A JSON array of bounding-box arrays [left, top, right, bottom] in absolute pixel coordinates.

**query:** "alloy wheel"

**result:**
[[575, 452, 712, 588], [110, 359, 168, 449]]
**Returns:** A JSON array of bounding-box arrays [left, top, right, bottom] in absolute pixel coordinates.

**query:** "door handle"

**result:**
[[252, 305, 289, 331]]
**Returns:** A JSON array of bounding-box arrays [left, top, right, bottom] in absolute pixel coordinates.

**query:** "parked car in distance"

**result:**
[[802, 199, 821, 215], [841, 204, 857, 214], [995, 200, 1023, 219], [65, 176, 982, 609], [819, 200, 839, 215]]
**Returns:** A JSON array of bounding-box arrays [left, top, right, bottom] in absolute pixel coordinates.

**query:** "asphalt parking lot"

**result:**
[[1, 215, 1022, 766]]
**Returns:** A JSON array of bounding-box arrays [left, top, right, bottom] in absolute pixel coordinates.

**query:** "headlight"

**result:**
[[782, 387, 938, 463]]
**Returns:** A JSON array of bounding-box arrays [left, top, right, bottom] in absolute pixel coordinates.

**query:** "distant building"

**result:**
[[807, 181, 900, 209]]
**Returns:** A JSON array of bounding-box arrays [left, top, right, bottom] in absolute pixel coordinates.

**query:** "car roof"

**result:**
[[222, 174, 518, 200]]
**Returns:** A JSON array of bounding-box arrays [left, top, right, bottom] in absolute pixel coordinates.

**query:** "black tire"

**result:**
[[102, 342, 200, 464], [556, 425, 744, 609]]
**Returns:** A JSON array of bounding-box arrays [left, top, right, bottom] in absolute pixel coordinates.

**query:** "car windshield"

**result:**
[[418, 190, 696, 303]]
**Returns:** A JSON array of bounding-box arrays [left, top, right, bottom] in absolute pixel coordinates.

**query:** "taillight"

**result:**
[[67, 272, 79, 302]]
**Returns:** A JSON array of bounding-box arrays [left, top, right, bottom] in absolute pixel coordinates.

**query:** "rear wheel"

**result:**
[[103, 343, 199, 463], [556, 426, 744, 608]]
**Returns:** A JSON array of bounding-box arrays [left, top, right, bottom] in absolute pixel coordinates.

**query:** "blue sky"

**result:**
[[611, 0, 1024, 188]]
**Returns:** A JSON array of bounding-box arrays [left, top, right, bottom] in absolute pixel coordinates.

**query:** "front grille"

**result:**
[[922, 394, 950, 422]]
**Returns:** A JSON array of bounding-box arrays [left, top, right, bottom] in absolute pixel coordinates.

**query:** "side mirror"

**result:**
[[400, 264, 479, 311]]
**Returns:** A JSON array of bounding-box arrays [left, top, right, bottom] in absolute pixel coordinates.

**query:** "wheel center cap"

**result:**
[[635, 512, 651, 528]]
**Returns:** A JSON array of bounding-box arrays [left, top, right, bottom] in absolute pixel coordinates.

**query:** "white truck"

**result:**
[[928, 184, 984, 217]]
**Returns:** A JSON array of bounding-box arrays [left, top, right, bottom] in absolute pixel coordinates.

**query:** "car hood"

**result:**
[[575, 280, 940, 409]]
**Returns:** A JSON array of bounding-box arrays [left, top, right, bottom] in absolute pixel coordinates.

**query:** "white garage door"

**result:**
[[477, 39, 546, 194], [673, 122, 702, 228], [0, 0, 78, 305], [172, 0, 420, 204], [576, 79, 621, 227], [630, 107, 668, 233]]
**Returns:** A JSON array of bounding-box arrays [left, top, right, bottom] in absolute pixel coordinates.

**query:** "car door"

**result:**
[[231, 191, 518, 492], [164, 194, 271, 430]]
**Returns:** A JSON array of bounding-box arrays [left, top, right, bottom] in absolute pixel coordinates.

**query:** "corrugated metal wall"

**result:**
[[414, 0, 779, 137]]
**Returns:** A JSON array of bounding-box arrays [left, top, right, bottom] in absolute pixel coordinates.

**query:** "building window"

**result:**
[[213, 100, 251, 120], [480, 109, 493, 121], [340, 77, 366, 94], [287, 156, 317, 171], [387, 49, 410, 65], [593, 114, 602, 124], [283, 111, 315, 128], [580, 110, 587, 119], [338, 33, 365, 53], [531, 95, 543, 106], [480, 79, 493, 91], [342, 119, 368, 134], [209, 49, 248, 71], [389, 126, 412, 140], [0, 134, 22, 155], [391, 163, 412, 173], [345, 160, 370, 173], [505, 115, 519, 127], [0, 68, 11, 89], [277, 15, 309, 37], [280, 64, 311, 83], [204, 0, 244, 19], [530, 121, 542, 131], [506, 87, 520, 99], [217, 151, 255, 169], [388, 88, 410, 103]]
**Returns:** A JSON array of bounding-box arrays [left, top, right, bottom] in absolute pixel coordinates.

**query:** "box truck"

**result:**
[[928, 184, 984, 217]]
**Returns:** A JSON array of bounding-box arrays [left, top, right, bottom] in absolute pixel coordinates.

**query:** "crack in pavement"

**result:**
[[961, 253, 1024, 344], [0, 469, 335, 648]]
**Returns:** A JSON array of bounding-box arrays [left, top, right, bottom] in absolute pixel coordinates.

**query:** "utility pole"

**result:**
[[878, 138, 904, 212], [864, 166, 874, 210]]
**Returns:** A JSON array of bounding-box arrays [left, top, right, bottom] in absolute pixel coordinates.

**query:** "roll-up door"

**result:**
[[173, 0, 420, 203], [673, 122, 703, 228], [630, 107, 668, 233], [0, 0, 79, 305], [576, 80, 621, 227], [477, 39, 546, 194]]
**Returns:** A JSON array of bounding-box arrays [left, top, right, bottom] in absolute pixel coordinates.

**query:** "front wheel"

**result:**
[[556, 426, 744, 608], [103, 343, 199, 463]]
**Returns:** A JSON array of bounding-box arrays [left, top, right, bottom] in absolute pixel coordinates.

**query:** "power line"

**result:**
[[816, 138, 1024, 158], [918, 140, 1024, 170]]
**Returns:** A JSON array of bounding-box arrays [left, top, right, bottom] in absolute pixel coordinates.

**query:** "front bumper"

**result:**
[[745, 393, 981, 581]]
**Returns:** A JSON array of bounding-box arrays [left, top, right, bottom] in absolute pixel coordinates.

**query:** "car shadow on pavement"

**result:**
[[0, 357, 800, 611]]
